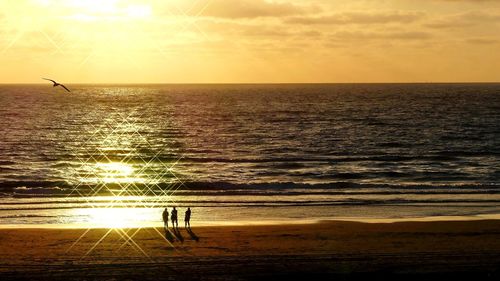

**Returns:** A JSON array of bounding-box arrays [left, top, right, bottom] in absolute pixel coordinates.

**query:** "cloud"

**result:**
[[200, 19, 323, 40], [241, 28, 323, 39], [286, 11, 425, 25], [459, 11, 500, 22], [465, 38, 499, 44], [426, 11, 500, 28], [332, 30, 433, 41], [435, 0, 497, 2], [198, 0, 319, 19]]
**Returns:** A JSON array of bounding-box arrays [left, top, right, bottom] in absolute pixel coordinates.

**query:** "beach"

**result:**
[[1, 219, 499, 280]]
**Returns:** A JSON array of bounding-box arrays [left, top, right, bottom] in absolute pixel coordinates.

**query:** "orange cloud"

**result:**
[[196, 0, 320, 19], [286, 11, 425, 25]]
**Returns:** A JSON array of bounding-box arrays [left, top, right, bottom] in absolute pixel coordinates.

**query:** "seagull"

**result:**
[[42, 78, 71, 92]]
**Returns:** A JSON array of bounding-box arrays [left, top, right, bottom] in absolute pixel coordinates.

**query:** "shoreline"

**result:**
[[1, 213, 500, 229]]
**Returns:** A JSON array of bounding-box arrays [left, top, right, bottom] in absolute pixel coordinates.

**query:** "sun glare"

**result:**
[[78, 208, 155, 228], [62, 0, 152, 21], [68, 0, 119, 13], [126, 4, 152, 18], [95, 162, 139, 184]]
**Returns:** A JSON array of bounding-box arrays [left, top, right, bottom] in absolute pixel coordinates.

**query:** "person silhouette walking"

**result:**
[[185, 207, 191, 228], [162, 207, 169, 230], [171, 207, 178, 228]]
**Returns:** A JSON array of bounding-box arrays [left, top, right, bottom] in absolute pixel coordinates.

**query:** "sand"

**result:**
[[0, 220, 499, 280]]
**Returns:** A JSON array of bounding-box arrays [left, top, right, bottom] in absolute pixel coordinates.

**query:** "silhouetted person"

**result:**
[[171, 207, 178, 228], [185, 207, 191, 228], [162, 207, 175, 242], [162, 207, 169, 229]]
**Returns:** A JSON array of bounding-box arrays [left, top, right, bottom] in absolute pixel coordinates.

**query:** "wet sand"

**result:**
[[1, 220, 500, 280]]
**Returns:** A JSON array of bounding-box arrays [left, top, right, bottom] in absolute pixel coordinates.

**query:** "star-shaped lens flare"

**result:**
[[65, 109, 190, 258]]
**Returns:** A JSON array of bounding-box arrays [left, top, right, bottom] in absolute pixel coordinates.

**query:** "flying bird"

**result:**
[[42, 78, 71, 92]]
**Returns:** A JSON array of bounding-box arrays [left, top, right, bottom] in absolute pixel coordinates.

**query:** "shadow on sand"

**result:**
[[164, 228, 176, 243], [172, 227, 184, 243], [186, 227, 199, 242], [164, 227, 199, 243]]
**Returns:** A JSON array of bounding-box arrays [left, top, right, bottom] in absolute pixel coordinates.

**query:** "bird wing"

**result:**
[[60, 84, 71, 92], [42, 78, 57, 84]]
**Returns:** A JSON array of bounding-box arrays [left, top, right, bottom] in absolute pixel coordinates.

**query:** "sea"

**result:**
[[0, 83, 499, 227]]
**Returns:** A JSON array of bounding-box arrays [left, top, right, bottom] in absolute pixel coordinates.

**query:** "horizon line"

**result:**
[[1, 82, 500, 85]]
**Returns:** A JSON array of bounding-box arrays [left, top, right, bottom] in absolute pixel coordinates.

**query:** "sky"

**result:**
[[0, 0, 499, 83]]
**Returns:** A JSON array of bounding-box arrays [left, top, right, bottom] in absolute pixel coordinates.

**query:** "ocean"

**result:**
[[0, 84, 499, 227]]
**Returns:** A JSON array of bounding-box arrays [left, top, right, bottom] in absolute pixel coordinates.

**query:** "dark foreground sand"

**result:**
[[0, 220, 500, 280]]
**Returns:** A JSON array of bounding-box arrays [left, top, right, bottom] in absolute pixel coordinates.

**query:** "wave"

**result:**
[[377, 142, 406, 148], [1, 180, 499, 198], [0, 181, 68, 190], [7, 152, 493, 166], [1, 199, 500, 212], [0, 214, 68, 219], [3, 188, 500, 204], [0, 167, 18, 172], [180, 155, 461, 163]]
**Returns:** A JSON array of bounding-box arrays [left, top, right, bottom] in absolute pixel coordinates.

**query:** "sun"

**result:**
[[64, 0, 152, 21], [68, 0, 119, 13]]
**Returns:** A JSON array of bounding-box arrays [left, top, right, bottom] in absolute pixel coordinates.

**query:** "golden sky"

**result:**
[[0, 0, 499, 83]]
